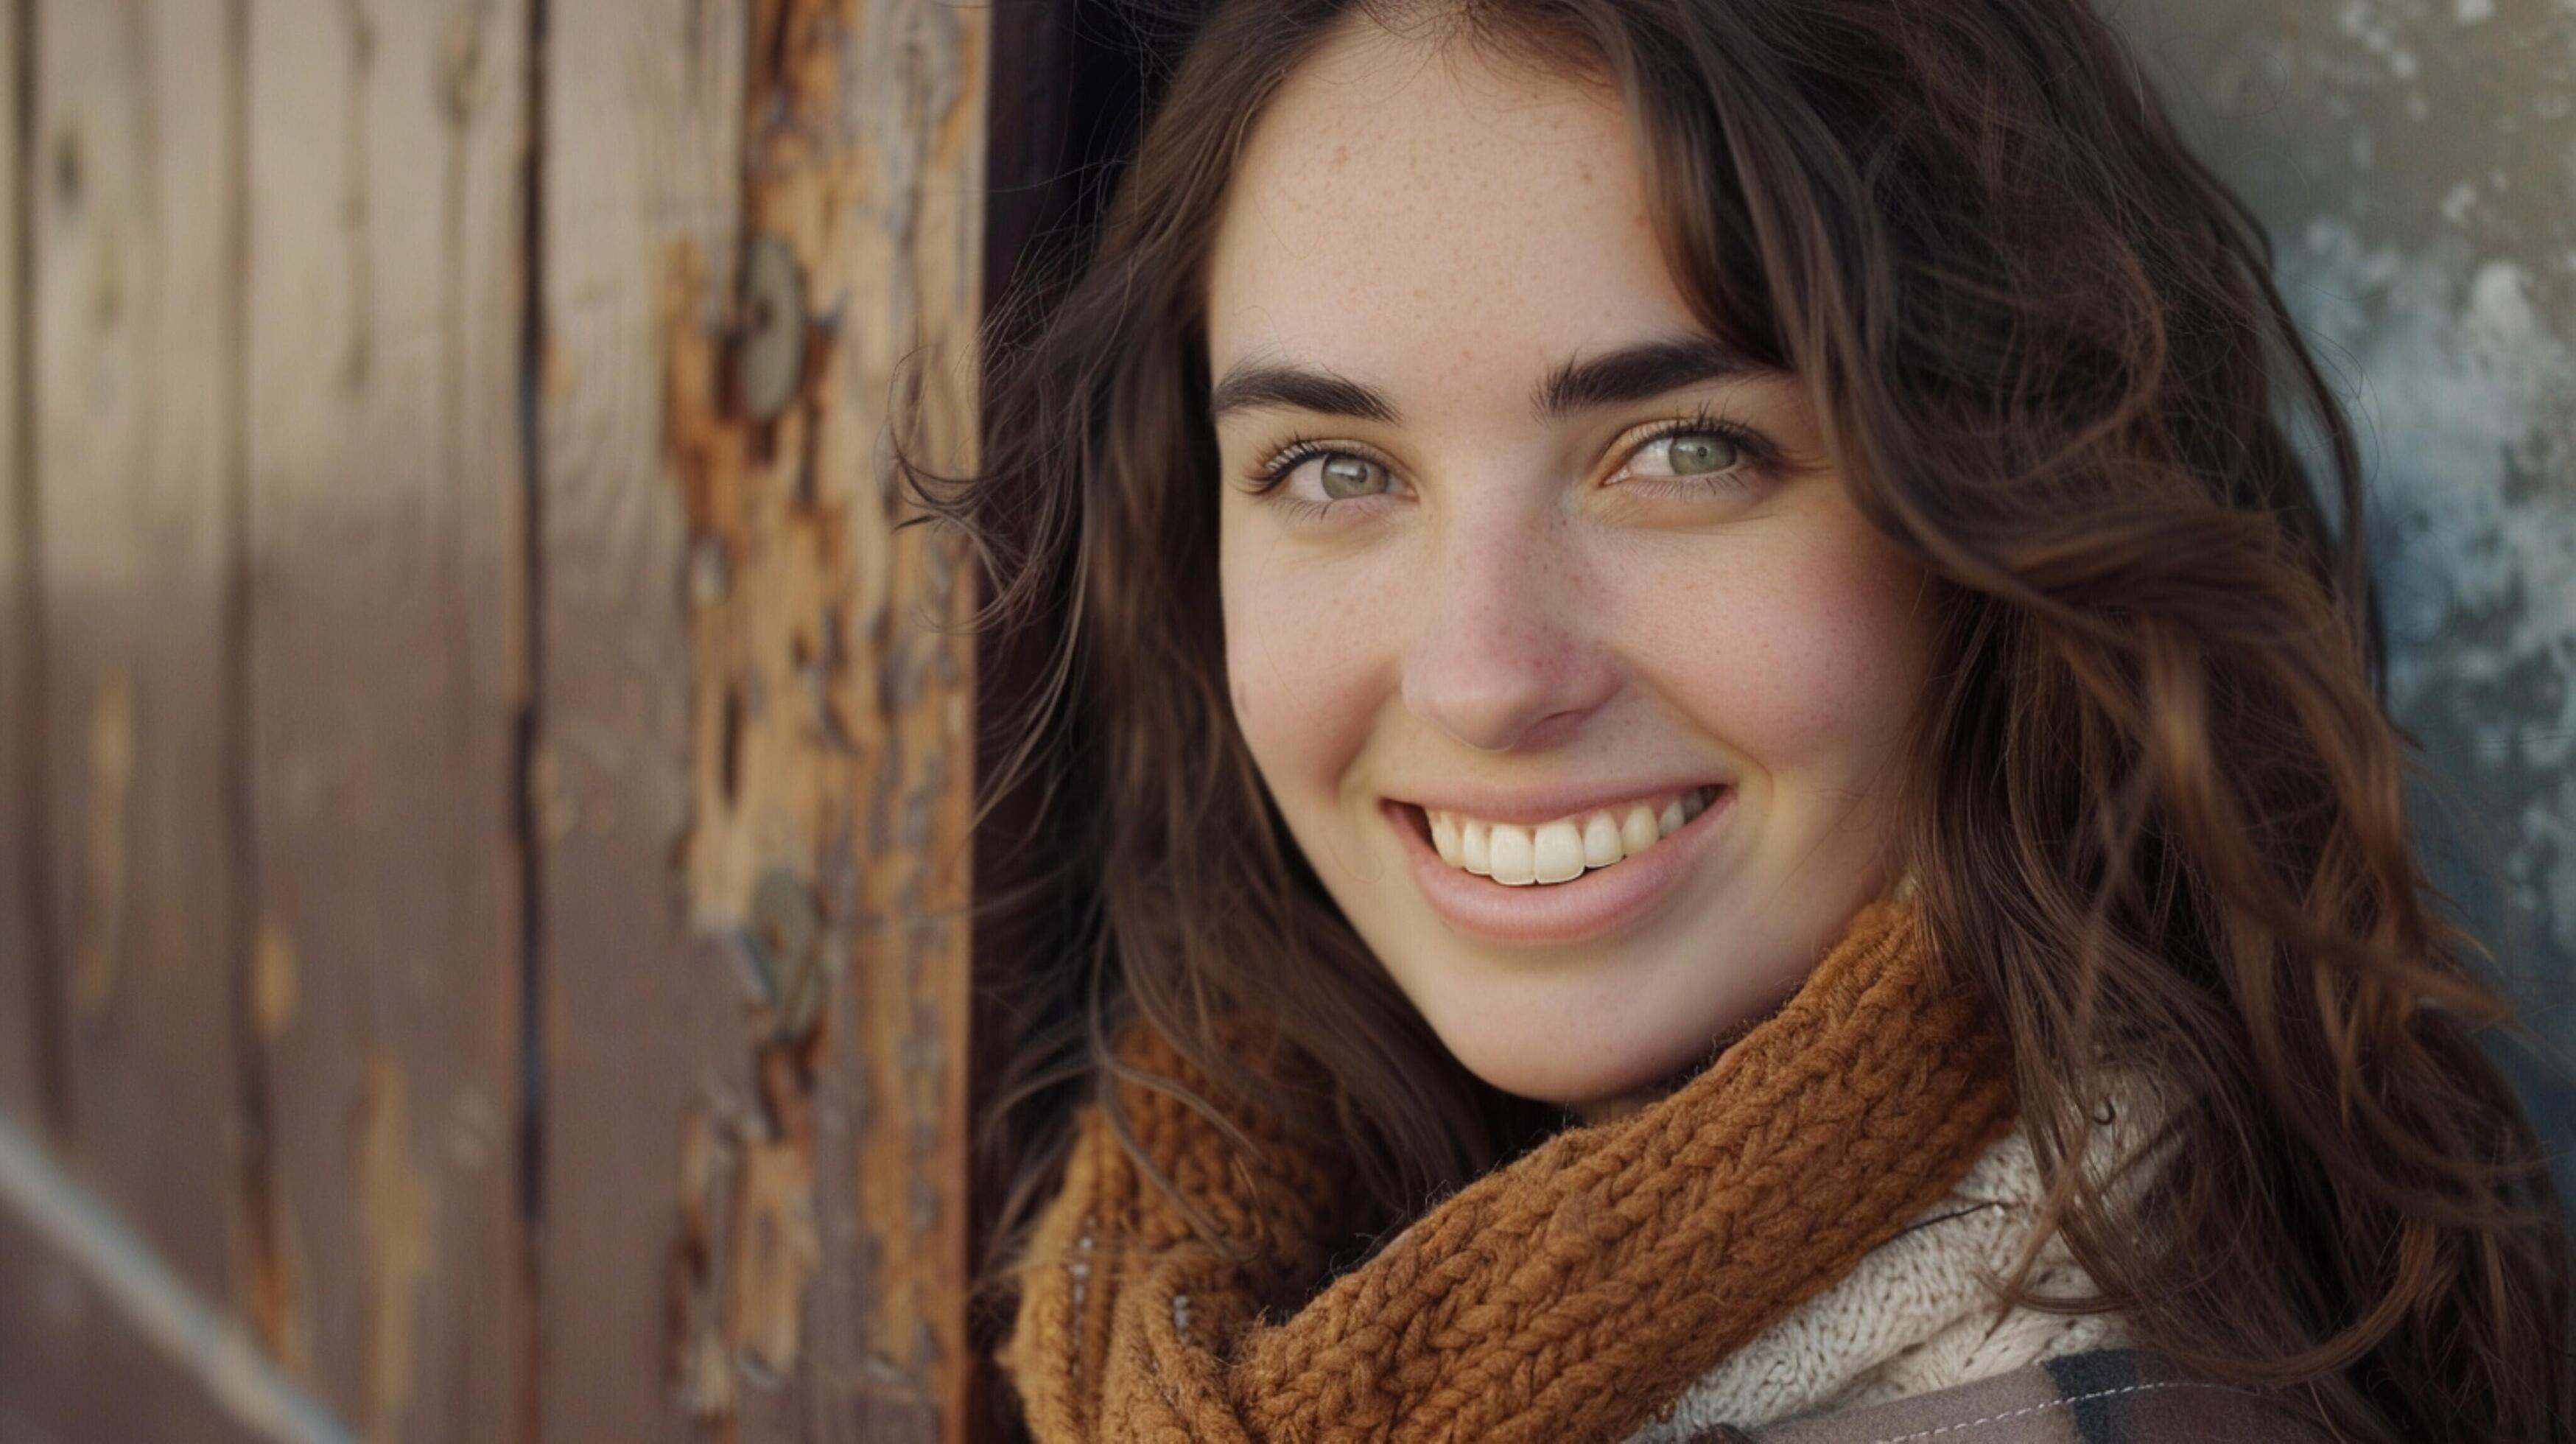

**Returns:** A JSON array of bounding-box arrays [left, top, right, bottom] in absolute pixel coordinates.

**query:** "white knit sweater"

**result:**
[[1621, 1112, 2149, 1442]]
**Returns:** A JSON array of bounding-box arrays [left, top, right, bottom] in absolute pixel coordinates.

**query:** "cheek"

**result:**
[[1218, 520, 1395, 799], [1618, 515, 1930, 773]]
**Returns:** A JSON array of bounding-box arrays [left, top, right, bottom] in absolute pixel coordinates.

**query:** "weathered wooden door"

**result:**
[[0, 0, 1100, 1438]]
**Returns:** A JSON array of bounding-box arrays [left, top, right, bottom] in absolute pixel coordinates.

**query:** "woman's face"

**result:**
[[1207, 24, 1934, 1113]]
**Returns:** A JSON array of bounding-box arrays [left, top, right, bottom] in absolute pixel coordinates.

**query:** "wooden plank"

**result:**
[[0, 0, 50, 1131], [532, 3, 750, 1437], [0, 1112, 355, 1444], [26, 0, 243, 1327], [538, 0, 985, 1438], [239, 1, 530, 1438], [741, 6, 983, 1437], [2, 8, 258, 1431], [0, 1199, 269, 1444]]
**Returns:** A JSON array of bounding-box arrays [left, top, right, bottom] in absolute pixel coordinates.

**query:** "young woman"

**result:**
[[919, 0, 2575, 1438]]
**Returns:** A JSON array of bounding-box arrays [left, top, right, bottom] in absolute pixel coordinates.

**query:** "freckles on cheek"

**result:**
[[1624, 532, 1930, 762]]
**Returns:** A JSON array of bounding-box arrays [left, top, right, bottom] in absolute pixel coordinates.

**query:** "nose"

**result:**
[[1399, 510, 1619, 753]]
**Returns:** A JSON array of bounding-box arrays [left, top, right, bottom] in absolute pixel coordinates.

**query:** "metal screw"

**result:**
[[734, 234, 807, 423], [740, 866, 826, 1040], [689, 536, 731, 606]]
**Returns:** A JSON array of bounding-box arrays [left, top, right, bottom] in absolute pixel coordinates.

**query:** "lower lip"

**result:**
[[1384, 788, 1734, 945]]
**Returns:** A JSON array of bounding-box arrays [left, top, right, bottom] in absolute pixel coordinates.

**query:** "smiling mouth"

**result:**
[[1400, 785, 1725, 886]]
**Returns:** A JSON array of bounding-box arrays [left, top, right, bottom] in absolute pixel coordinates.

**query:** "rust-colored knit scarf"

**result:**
[[1000, 897, 2015, 1443]]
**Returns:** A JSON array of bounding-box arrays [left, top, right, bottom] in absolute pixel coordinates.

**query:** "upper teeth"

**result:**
[[1425, 785, 1719, 886]]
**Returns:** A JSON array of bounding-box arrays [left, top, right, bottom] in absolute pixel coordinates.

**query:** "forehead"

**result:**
[[1204, 22, 1696, 393]]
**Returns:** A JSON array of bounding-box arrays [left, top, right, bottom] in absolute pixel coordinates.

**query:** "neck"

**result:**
[[1570, 1006, 1780, 1124], [1573, 1082, 1674, 1126]]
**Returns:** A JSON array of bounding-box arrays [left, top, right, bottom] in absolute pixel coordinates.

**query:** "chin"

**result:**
[[1381, 920, 1828, 1112], [1423, 994, 1739, 1112]]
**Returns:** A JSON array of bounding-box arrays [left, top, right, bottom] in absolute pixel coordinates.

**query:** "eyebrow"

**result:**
[[1205, 334, 1773, 427]]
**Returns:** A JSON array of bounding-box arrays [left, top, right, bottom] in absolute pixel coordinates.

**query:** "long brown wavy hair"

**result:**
[[910, 0, 2576, 1437]]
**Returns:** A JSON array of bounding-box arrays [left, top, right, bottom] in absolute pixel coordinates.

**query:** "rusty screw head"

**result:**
[[734, 234, 807, 423], [740, 866, 826, 1040], [689, 536, 730, 606]]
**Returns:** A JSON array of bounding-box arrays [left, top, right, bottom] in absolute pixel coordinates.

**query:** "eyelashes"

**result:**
[[1237, 402, 1786, 514], [1252, 435, 1381, 491]]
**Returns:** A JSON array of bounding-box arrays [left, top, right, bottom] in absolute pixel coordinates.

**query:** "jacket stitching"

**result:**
[[1862, 1378, 2257, 1443]]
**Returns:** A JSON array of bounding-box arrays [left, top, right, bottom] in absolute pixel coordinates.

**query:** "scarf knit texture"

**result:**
[[1624, 1117, 2136, 1440], [999, 897, 2023, 1443]]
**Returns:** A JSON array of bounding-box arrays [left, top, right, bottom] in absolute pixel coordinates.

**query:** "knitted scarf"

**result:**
[[999, 897, 2017, 1443]]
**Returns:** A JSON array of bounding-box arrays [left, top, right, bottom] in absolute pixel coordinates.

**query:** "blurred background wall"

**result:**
[[0, 1, 2569, 1443], [2116, 0, 2576, 1171]]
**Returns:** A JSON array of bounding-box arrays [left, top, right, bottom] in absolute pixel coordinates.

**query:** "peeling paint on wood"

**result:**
[[536, 0, 765, 1434], [668, 1109, 729, 1420], [659, 1039, 830, 1434], [726, 1050, 824, 1378], [650, 0, 986, 1434], [10, 0, 985, 1435]]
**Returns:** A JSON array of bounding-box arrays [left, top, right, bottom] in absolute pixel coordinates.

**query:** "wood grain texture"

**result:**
[[239, 1, 530, 1437], [1, 1, 990, 1437], [539, 0, 984, 1438], [0, 1199, 268, 1444], [0, 0, 46, 1131], [823, 3, 984, 1431], [27, 0, 244, 1322], [0, 5, 260, 1433], [691, 2, 984, 1434], [533, 1, 753, 1437]]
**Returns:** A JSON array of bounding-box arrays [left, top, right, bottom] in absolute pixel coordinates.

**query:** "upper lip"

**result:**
[[1383, 777, 1730, 827]]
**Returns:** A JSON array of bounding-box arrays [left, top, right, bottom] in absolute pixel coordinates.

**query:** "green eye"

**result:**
[[1663, 432, 1741, 475], [1319, 453, 1393, 499]]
